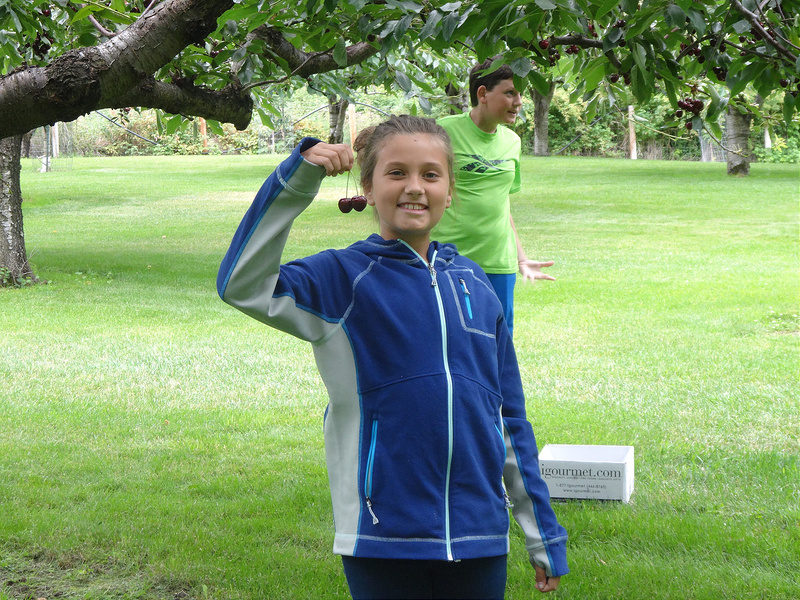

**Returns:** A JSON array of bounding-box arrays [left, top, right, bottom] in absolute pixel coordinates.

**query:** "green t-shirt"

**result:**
[[433, 112, 522, 274]]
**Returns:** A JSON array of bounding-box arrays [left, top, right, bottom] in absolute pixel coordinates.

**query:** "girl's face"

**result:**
[[364, 133, 452, 259]]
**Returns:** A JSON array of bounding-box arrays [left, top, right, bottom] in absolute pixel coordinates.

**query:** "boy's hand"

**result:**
[[534, 566, 560, 593], [518, 259, 556, 283], [301, 143, 354, 176]]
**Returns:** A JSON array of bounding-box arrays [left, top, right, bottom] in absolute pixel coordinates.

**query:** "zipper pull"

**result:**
[[428, 262, 437, 287], [428, 249, 438, 287], [366, 497, 380, 524], [459, 278, 470, 296], [459, 278, 473, 319]]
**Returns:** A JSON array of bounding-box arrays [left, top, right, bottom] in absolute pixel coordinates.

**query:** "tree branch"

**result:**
[[117, 78, 253, 130], [731, 0, 798, 63], [244, 26, 380, 89], [0, 0, 235, 138]]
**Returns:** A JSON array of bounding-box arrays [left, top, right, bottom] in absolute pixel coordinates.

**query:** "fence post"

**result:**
[[628, 105, 637, 160]]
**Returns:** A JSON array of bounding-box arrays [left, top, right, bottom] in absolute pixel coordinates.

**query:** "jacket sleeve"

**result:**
[[498, 323, 570, 578], [217, 137, 343, 342]]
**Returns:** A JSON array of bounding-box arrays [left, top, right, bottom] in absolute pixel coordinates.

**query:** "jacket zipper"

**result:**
[[365, 420, 379, 525], [401, 243, 455, 561], [430, 250, 455, 561], [459, 278, 473, 319]]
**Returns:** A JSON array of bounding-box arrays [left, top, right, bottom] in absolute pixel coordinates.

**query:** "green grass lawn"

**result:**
[[1, 154, 798, 599]]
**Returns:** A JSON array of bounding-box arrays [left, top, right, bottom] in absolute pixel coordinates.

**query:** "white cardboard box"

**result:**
[[539, 444, 634, 503]]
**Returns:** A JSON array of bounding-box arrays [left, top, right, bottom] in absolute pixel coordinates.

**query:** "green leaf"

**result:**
[[784, 92, 796, 128], [385, 0, 420, 9], [528, 70, 550, 96], [664, 4, 686, 29], [70, 4, 100, 23], [395, 70, 412, 92], [206, 119, 224, 136], [231, 46, 247, 63], [727, 61, 766, 97], [732, 19, 750, 34], [165, 115, 183, 135], [333, 36, 347, 67], [509, 56, 531, 78], [754, 67, 775, 97], [442, 11, 459, 41], [605, 80, 617, 107], [706, 119, 723, 141], [223, 20, 238, 37], [704, 84, 724, 122], [5, 6, 22, 31], [582, 61, 606, 92], [419, 10, 442, 40], [686, 9, 706, 36], [631, 42, 647, 72], [263, 101, 282, 118], [664, 78, 678, 107], [625, 7, 661, 38], [593, 0, 619, 20], [512, 74, 529, 95], [394, 14, 413, 40], [418, 96, 432, 112], [631, 66, 651, 103], [535, 0, 557, 9], [585, 95, 599, 123]]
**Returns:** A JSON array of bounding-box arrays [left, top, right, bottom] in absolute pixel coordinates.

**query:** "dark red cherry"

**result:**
[[338, 197, 353, 213], [351, 195, 368, 212]]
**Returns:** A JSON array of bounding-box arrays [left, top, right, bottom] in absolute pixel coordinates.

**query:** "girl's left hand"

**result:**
[[534, 566, 560, 593], [302, 143, 354, 176]]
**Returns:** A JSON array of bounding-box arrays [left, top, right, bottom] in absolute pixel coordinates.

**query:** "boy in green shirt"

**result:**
[[434, 58, 554, 334]]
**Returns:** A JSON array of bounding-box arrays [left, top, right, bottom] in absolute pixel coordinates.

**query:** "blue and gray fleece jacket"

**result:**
[[217, 138, 569, 577]]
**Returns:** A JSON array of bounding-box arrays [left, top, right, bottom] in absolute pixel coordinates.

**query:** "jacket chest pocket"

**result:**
[[444, 271, 498, 337]]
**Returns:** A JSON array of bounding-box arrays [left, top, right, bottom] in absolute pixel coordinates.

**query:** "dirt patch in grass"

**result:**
[[0, 547, 196, 600]]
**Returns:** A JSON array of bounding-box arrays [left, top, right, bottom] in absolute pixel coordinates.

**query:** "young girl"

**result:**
[[217, 115, 568, 599]]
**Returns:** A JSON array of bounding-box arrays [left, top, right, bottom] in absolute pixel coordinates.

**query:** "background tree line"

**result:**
[[29, 86, 799, 163]]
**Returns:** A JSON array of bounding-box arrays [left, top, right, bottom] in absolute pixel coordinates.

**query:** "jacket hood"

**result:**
[[347, 234, 459, 265]]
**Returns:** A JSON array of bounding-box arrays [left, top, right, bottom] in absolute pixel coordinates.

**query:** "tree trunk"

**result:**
[[726, 105, 752, 176], [21, 131, 33, 159], [445, 83, 468, 114], [531, 82, 555, 156], [328, 96, 349, 144], [0, 135, 36, 286]]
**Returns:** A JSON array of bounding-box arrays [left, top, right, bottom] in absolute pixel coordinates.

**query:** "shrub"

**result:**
[[752, 134, 800, 163]]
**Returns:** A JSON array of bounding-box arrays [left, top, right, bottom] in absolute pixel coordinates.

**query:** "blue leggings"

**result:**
[[486, 273, 516, 336], [342, 555, 508, 600]]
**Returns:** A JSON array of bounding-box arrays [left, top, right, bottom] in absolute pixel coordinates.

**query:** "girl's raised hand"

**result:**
[[301, 143, 354, 177]]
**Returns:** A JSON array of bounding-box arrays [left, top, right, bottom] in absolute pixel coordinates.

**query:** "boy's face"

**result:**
[[478, 78, 522, 127]]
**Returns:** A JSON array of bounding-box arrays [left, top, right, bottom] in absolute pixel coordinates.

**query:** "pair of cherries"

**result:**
[[338, 171, 367, 213], [338, 195, 368, 213]]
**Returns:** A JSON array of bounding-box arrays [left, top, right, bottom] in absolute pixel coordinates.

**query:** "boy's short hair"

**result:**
[[469, 57, 514, 107]]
